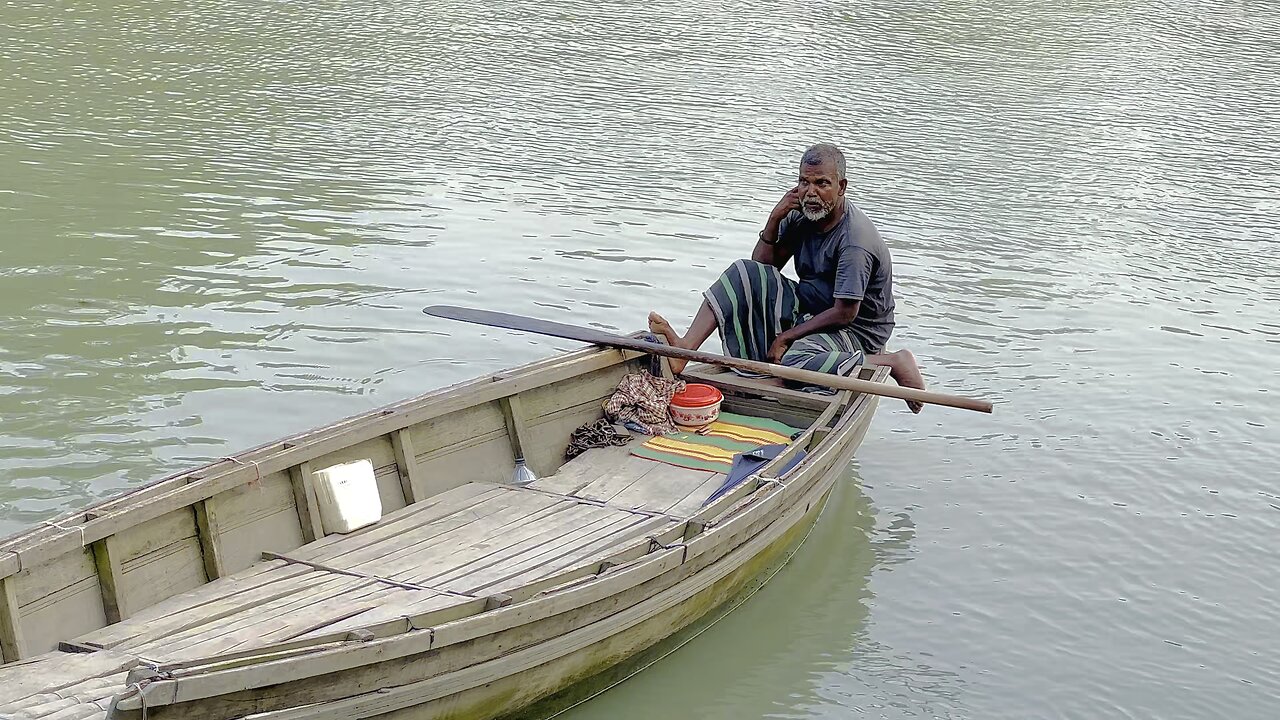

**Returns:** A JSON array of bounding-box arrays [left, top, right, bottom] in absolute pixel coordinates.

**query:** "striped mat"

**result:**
[[631, 412, 802, 472]]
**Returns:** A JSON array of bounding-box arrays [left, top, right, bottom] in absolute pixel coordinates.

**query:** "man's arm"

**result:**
[[753, 188, 800, 269], [752, 217, 794, 268], [767, 299, 860, 363]]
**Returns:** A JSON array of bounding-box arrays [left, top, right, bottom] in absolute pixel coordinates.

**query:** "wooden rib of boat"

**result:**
[[0, 339, 888, 720]]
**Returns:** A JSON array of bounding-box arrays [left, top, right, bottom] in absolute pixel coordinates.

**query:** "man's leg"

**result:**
[[865, 349, 926, 414], [650, 259, 800, 374], [781, 332, 927, 414], [648, 302, 717, 374], [780, 331, 865, 389]]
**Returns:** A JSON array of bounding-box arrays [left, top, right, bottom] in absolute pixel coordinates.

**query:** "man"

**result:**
[[648, 143, 927, 412]]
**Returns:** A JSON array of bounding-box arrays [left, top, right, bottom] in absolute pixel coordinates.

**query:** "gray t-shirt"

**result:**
[[778, 200, 896, 352]]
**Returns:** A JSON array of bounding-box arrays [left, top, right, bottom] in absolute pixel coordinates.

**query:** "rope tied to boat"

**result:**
[[114, 656, 174, 719], [125, 682, 149, 720], [646, 535, 689, 564], [221, 455, 264, 490]]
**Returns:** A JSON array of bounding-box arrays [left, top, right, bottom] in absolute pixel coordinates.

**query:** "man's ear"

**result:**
[[838, 178, 847, 196]]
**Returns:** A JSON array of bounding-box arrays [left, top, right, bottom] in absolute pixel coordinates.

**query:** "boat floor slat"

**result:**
[[667, 473, 728, 517], [344, 495, 576, 580], [78, 478, 680, 668], [330, 491, 566, 569], [0, 650, 137, 708], [539, 436, 724, 517], [105, 568, 353, 652], [131, 575, 374, 658], [484, 515, 675, 594], [527, 444, 634, 496], [310, 491, 544, 571], [399, 504, 612, 586], [432, 511, 638, 592], [75, 561, 309, 649], [608, 462, 718, 514], [307, 485, 510, 563], [574, 454, 661, 504]]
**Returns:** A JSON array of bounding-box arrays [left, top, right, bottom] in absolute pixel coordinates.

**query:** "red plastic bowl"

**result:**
[[670, 384, 723, 427]]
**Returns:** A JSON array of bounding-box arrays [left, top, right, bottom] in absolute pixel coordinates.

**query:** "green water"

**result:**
[[3, 1, 1278, 717]]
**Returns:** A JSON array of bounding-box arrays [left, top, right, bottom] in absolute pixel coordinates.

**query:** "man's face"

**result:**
[[797, 161, 846, 221]]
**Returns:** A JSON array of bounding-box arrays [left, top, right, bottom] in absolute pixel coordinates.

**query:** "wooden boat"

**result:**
[[0, 337, 889, 720]]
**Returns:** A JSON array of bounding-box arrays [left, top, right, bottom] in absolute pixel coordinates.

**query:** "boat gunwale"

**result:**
[[0, 342, 652, 579]]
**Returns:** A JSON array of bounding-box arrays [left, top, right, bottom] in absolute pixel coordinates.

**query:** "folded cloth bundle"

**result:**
[[602, 371, 686, 436]]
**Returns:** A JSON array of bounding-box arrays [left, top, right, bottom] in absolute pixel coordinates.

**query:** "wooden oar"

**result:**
[[423, 305, 994, 414]]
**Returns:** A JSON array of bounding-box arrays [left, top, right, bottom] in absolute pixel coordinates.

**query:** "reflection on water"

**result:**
[[3, 0, 1279, 717]]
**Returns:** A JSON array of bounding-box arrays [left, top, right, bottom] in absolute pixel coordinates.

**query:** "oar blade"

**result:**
[[423, 305, 635, 348]]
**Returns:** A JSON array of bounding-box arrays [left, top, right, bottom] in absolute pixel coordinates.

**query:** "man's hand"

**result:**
[[767, 333, 794, 364], [770, 187, 801, 222]]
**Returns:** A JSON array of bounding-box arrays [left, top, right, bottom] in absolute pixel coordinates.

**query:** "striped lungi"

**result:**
[[704, 259, 867, 384]]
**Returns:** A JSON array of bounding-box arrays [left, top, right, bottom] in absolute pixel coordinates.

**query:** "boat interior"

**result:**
[[0, 346, 883, 718]]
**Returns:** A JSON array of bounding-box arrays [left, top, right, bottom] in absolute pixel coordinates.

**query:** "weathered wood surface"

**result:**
[[0, 648, 138, 709], [3, 340, 886, 720], [192, 500, 225, 583], [0, 575, 25, 662], [58, 474, 679, 676], [109, 392, 870, 713], [289, 462, 327, 544], [111, 448, 846, 719], [12, 547, 108, 658], [89, 537, 125, 624], [203, 469, 303, 577], [530, 437, 723, 516], [389, 429, 421, 504], [0, 344, 647, 582]]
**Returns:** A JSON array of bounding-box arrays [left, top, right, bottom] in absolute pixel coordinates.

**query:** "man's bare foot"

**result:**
[[647, 312, 689, 374], [888, 349, 926, 413]]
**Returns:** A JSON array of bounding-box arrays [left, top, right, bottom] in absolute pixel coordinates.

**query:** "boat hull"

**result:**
[[258, 397, 877, 720], [0, 340, 886, 720]]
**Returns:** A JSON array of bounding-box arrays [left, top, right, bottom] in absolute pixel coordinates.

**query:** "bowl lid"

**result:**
[[672, 383, 723, 407]]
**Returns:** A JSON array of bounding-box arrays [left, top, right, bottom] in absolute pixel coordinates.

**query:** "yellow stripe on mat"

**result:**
[[644, 437, 741, 464], [703, 426, 791, 445]]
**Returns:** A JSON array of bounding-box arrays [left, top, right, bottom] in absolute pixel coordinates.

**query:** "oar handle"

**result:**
[[624, 339, 993, 414]]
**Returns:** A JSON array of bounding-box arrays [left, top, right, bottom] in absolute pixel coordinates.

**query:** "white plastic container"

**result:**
[[312, 459, 383, 534]]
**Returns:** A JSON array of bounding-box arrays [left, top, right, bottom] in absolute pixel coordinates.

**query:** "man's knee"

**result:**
[[721, 259, 774, 276], [716, 259, 780, 288]]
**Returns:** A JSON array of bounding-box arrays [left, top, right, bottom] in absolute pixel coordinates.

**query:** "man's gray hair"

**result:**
[[800, 143, 846, 181]]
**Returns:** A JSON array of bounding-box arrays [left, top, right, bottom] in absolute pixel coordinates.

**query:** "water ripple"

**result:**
[[2, 0, 1279, 717]]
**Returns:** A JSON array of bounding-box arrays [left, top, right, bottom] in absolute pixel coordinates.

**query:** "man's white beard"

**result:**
[[801, 197, 832, 221]]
